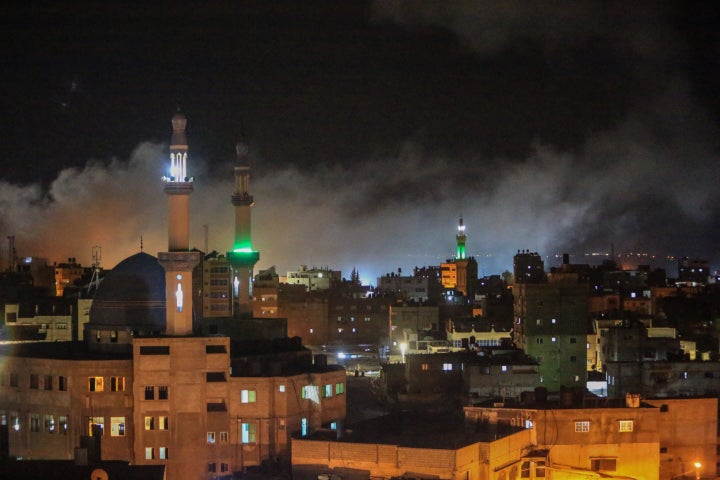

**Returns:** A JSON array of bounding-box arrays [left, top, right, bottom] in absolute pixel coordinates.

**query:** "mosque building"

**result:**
[[0, 112, 346, 480]]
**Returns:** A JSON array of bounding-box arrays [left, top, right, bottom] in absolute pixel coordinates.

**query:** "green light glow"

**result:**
[[233, 248, 254, 253]]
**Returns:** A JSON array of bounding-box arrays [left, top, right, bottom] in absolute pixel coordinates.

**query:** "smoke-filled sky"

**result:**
[[1, 1, 719, 283]]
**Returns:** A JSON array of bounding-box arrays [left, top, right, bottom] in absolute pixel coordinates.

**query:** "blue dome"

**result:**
[[89, 252, 166, 331]]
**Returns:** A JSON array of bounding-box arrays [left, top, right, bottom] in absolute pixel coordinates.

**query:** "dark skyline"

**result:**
[[1, 1, 719, 283]]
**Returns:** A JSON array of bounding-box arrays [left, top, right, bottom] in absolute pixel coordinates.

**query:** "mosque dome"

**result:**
[[89, 252, 166, 332]]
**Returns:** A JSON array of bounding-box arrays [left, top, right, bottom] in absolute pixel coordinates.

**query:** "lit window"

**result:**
[[551, 337, 557, 343], [111, 417, 125, 436], [11, 412, 20, 431], [145, 447, 154, 460], [335, 383, 345, 395], [323, 384, 332, 398], [159, 416, 169, 430], [145, 416, 154, 430], [207, 432, 216, 444], [88, 416, 104, 436], [619, 420, 633, 432], [525, 419, 534, 429], [575, 421, 590, 432], [111, 376, 125, 391], [59, 415, 68, 434], [88, 377, 104, 392], [279, 385, 285, 393], [45, 415, 55, 433], [551, 318, 556, 324], [501, 365, 508, 372], [241, 389, 256, 403], [159, 447, 168, 460], [443, 363, 453, 371], [241, 422, 257, 443]]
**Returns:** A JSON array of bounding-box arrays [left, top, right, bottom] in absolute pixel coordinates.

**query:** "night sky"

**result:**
[[1, 1, 719, 283]]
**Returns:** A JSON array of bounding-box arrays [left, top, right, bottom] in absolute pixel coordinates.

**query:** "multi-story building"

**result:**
[[53, 258, 84, 297], [464, 395, 717, 480], [0, 112, 347, 480], [285, 266, 341, 291], [513, 268, 588, 391]]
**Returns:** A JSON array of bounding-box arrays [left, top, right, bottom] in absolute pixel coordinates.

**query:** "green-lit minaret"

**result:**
[[226, 142, 259, 316], [456, 216, 466, 260]]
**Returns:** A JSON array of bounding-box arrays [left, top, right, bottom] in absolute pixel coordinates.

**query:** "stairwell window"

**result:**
[[619, 420, 633, 432], [575, 420, 590, 432]]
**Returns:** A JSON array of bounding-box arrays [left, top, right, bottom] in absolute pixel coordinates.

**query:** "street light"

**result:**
[[694, 461, 701, 480]]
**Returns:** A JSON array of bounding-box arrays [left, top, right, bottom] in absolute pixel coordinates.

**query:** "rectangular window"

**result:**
[[159, 447, 168, 460], [30, 413, 40, 432], [159, 416, 169, 430], [619, 420, 634, 432], [442, 363, 452, 371], [9, 372, 18, 387], [207, 432, 216, 444], [323, 384, 332, 398], [45, 415, 55, 433], [335, 382, 345, 395], [88, 416, 104, 436], [59, 415, 68, 434], [591, 458, 617, 472], [158, 386, 168, 400], [421, 363, 430, 371], [241, 422, 257, 443], [206, 344, 227, 354], [58, 376, 67, 391], [279, 385, 285, 393], [11, 412, 20, 431], [111, 377, 125, 391], [145, 447, 154, 460], [206, 372, 226, 382], [221, 463, 229, 472], [145, 386, 155, 400], [111, 417, 125, 436], [241, 389, 256, 403], [44, 375, 53, 390], [140, 346, 170, 355], [219, 431, 229, 443], [208, 463, 217, 473], [145, 416, 154, 430], [575, 421, 590, 432], [30, 374, 39, 389], [88, 377, 104, 392]]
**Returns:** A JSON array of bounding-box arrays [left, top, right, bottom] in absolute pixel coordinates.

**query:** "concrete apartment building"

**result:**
[[513, 268, 588, 391]]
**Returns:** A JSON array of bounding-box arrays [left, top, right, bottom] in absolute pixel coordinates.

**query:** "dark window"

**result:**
[[206, 372, 226, 382], [208, 463, 217, 473], [591, 459, 617, 472], [44, 375, 53, 390], [10, 373, 19, 387], [58, 376, 67, 391], [206, 345, 226, 354], [158, 386, 168, 400], [140, 346, 170, 355], [30, 374, 39, 389], [145, 386, 155, 400], [660, 404, 669, 412]]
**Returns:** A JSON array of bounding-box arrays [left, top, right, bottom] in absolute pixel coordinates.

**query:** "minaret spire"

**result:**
[[158, 110, 201, 335], [456, 215, 466, 260], [226, 141, 260, 317]]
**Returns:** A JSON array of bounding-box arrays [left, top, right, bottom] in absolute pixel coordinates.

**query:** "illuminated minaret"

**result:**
[[158, 111, 201, 335], [226, 141, 260, 316], [456, 216, 466, 260]]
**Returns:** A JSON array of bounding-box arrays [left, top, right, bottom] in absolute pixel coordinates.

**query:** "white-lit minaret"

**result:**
[[226, 141, 259, 317], [158, 111, 201, 335]]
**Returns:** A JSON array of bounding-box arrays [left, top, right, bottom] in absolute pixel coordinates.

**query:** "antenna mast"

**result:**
[[88, 245, 102, 294]]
